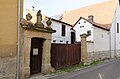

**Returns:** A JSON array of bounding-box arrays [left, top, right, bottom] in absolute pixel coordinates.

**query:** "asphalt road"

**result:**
[[50, 59, 120, 79]]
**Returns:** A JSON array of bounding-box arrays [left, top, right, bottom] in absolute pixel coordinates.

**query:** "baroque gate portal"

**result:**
[[20, 10, 56, 78]]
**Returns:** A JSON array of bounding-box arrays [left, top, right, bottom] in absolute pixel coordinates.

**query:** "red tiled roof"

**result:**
[[62, 0, 118, 29]]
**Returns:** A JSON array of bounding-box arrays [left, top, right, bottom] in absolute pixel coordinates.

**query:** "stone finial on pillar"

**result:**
[[35, 10, 44, 27], [20, 13, 34, 26], [26, 13, 32, 21], [80, 34, 87, 64], [46, 18, 52, 26], [46, 18, 53, 30]]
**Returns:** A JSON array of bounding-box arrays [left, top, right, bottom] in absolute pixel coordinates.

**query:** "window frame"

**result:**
[[117, 23, 119, 33], [61, 24, 66, 36]]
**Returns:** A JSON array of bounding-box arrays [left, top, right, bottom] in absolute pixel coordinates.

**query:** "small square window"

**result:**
[[66, 41, 68, 44], [84, 21, 86, 23], [87, 30, 91, 36], [80, 26, 84, 28], [60, 40, 63, 42], [53, 40, 56, 42]]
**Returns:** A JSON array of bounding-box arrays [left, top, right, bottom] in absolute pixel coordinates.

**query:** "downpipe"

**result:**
[[109, 31, 111, 58], [16, 0, 21, 79], [114, 17, 117, 58]]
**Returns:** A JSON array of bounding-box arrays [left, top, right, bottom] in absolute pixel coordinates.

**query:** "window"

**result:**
[[61, 24, 66, 36], [53, 40, 56, 42], [101, 34, 103, 38], [80, 26, 84, 28], [60, 40, 63, 42], [87, 30, 91, 36], [66, 41, 69, 44], [117, 23, 119, 33], [119, 0, 120, 5]]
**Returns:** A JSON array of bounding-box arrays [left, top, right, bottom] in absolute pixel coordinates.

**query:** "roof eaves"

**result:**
[[51, 18, 72, 27], [92, 23, 110, 31]]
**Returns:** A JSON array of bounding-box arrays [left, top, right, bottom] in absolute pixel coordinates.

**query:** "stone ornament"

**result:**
[[20, 18, 34, 27], [46, 18, 52, 26], [20, 10, 55, 32], [26, 13, 32, 21], [35, 10, 44, 27]]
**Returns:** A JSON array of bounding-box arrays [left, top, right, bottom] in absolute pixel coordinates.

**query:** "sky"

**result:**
[[24, 0, 108, 17]]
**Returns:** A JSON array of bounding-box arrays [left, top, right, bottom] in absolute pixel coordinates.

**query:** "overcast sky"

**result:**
[[24, 0, 108, 17]]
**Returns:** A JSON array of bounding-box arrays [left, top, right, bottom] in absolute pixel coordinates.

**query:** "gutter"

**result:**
[[16, 0, 21, 79]]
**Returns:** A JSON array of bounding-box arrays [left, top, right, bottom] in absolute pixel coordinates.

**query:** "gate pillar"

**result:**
[[42, 39, 54, 73], [80, 34, 87, 64]]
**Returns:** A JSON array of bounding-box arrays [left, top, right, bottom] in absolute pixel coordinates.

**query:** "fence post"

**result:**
[[80, 34, 87, 64]]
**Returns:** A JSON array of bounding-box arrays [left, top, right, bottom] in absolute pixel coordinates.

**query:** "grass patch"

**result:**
[[90, 60, 103, 66], [51, 60, 102, 74]]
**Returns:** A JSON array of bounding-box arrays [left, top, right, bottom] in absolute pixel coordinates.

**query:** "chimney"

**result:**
[[88, 15, 94, 22]]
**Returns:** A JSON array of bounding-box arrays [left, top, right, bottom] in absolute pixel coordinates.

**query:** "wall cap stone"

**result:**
[[22, 25, 56, 33]]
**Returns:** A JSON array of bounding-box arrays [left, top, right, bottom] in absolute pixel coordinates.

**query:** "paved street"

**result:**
[[50, 59, 120, 79]]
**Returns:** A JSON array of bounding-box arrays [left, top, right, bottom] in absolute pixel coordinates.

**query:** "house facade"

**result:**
[[73, 17, 94, 42], [74, 17, 110, 62], [0, 0, 23, 79], [51, 18, 75, 44]]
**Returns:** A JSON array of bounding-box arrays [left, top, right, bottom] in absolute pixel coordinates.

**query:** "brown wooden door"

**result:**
[[30, 38, 43, 75]]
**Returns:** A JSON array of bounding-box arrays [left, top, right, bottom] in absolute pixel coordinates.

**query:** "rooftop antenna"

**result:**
[[32, 6, 35, 11]]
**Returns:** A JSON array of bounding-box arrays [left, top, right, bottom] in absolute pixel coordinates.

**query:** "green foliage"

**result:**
[[51, 60, 102, 74]]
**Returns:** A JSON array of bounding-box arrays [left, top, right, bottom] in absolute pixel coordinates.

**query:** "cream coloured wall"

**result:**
[[0, 0, 23, 57], [0, 0, 23, 78]]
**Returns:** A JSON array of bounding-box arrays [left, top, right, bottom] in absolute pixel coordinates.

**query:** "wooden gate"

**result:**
[[51, 43, 81, 69], [30, 38, 43, 74]]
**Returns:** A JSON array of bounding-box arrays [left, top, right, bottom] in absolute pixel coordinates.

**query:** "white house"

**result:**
[[50, 18, 75, 44], [110, 1, 120, 57], [73, 17, 110, 61], [60, 0, 120, 61]]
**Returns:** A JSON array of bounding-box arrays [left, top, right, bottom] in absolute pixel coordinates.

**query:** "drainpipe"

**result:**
[[109, 31, 111, 58], [114, 17, 117, 58], [16, 0, 21, 79]]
